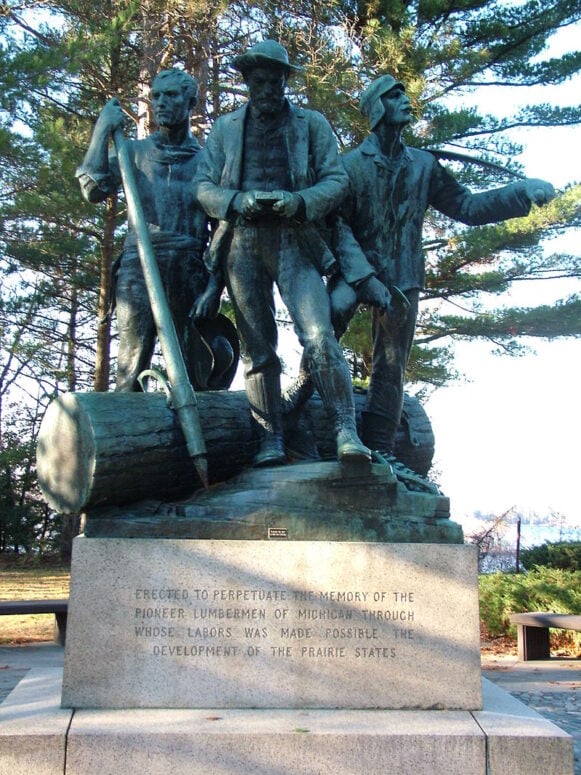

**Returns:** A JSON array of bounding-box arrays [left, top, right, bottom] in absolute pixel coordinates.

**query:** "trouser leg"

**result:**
[[281, 274, 357, 416], [114, 256, 156, 392], [163, 249, 209, 390], [362, 289, 419, 455], [114, 249, 207, 392], [225, 227, 285, 467], [278, 238, 369, 463]]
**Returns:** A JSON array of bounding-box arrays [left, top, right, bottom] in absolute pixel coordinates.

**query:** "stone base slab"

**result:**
[[0, 672, 573, 775], [62, 538, 481, 710], [0, 669, 71, 775]]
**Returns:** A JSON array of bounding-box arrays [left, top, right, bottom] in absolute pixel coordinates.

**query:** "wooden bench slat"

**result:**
[[0, 599, 68, 616], [509, 612, 581, 630]]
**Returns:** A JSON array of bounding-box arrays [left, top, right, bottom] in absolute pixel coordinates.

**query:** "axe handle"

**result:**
[[113, 128, 208, 487]]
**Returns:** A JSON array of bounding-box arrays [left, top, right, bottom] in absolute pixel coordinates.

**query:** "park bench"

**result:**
[[509, 612, 581, 660], [0, 599, 68, 645]]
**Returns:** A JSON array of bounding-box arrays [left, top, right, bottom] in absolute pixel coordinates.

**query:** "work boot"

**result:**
[[373, 451, 440, 494], [253, 433, 286, 467], [336, 423, 372, 463], [311, 364, 371, 465], [245, 372, 287, 468]]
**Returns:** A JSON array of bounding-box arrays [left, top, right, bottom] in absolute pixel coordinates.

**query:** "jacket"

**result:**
[[194, 101, 348, 274], [337, 134, 533, 291]]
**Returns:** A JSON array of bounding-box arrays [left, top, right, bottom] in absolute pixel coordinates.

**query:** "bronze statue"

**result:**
[[332, 74, 555, 460], [77, 69, 235, 392], [285, 74, 555, 479], [194, 40, 370, 468]]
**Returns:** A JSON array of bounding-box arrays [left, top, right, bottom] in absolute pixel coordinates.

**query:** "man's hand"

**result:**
[[191, 274, 223, 321], [357, 276, 391, 311], [96, 98, 126, 135], [522, 179, 556, 206], [359, 278, 410, 327], [232, 190, 303, 219], [232, 191, 265, 219], [272, 191, 302, 218]]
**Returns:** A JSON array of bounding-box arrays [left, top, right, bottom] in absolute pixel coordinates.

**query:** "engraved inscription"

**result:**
[[131, 587, 418, 663]]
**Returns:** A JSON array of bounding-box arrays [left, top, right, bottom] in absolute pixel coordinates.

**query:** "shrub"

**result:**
[[479, 567, 581, 638], [520, 541, 581, 571]]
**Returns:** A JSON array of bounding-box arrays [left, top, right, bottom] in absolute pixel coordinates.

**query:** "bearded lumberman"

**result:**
[[331, 74, 555, 463], [194, 40, 371, 468]]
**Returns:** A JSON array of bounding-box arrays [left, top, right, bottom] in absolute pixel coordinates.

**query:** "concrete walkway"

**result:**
[[482, 654, 581, 774], [0, 644, 579, 772], [0, 642, 64, 703]]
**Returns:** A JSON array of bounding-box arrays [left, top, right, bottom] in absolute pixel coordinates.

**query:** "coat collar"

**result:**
[[230, 98, 305, 122], [359, 133, 412, 166]]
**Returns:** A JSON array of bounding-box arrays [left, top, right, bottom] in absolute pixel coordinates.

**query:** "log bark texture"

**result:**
[[37, 389, 434, 514]]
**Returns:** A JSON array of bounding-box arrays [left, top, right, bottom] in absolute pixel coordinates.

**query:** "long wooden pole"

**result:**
[[112, 128, 208, 487]]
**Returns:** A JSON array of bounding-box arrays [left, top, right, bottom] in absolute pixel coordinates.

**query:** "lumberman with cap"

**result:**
[[329, 74, 555, 465], [77, 69, 237, 392], [194, 40, 370, 467]]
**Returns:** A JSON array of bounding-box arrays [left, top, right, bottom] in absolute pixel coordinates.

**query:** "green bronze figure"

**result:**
[[333, 74, 555, 461], [194, 40, 371, 469], [77, 69, 236, 393], [284, 74, 555, 486]]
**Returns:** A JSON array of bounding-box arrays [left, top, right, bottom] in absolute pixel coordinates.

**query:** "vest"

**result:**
[[241, 107, 291, 192]]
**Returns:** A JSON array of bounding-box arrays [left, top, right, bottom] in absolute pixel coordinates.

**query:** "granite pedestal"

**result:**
[[61, 539, 482, 710], [0, 532, 574, 773]]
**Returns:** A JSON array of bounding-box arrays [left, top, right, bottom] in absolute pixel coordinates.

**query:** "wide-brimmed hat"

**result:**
[[184, 313, 240, 391], [360, 74, 405, 130], [232, 40, 303, 75]]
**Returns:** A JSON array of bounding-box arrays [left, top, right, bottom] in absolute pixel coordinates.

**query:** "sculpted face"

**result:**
[[151, 74, 191, 128], [380, 86, 412, 127], [245, 67, 287, 118]]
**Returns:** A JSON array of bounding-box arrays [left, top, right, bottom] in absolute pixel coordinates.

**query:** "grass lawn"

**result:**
[[0, 557, 70, 644]]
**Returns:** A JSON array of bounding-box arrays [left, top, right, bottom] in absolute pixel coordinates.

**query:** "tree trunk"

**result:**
[[37, 389, 434, 515], [94, 194, 117, 392]]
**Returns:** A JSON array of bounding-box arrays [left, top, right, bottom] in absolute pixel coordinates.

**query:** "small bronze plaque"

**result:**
[[268, 527, 288, 540]]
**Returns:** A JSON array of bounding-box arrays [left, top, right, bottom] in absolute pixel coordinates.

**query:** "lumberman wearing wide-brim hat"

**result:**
[[194, 40, 371, 468]]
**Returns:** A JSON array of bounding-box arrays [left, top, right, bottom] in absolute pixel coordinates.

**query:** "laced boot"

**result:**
[[361, 412, 439, 493], [311, 365, 371, 464], [245, 373, 286, 468], [336, 417, 372, 463]]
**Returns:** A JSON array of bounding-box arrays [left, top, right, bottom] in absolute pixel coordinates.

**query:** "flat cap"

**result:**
[[360, 74, 405, 129]]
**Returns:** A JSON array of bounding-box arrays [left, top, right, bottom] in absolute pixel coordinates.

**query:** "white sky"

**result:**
[[426, 338, 581, 525]]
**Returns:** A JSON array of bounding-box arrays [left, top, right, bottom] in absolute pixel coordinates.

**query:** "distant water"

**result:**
[[518, 524, 580, 548]]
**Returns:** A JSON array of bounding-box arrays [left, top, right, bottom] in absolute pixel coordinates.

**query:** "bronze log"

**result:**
[[37, 390, 434, 514]]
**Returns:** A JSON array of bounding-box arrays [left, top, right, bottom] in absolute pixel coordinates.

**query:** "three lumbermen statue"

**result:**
[[80, 40, 555, 477]]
